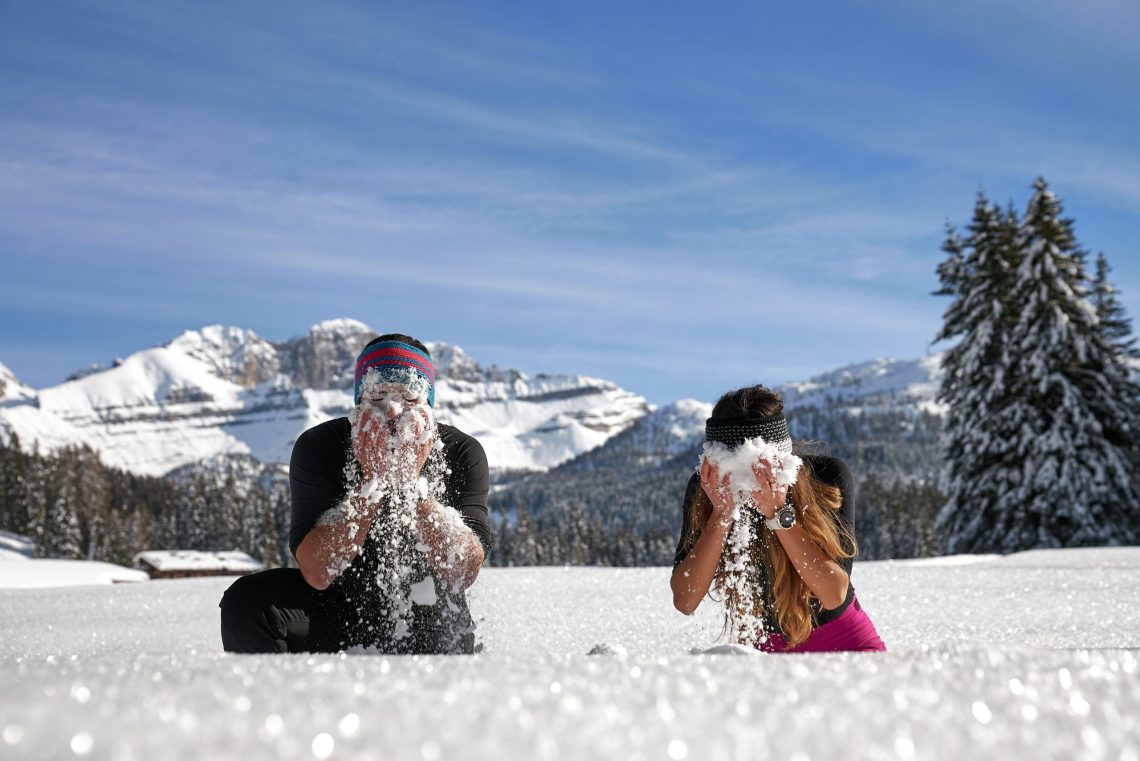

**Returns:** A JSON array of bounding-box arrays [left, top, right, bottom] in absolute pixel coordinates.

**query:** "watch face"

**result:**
[[778, 507, 796, 529]]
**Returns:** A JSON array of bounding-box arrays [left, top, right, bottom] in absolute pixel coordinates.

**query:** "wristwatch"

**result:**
[[765, 499, 797, 531]]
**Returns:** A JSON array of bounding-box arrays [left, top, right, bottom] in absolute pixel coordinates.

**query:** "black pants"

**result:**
[[219, 568, 475, 654]]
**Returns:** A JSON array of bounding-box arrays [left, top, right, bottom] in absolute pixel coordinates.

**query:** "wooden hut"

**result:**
[[134, 550, 264, 580]]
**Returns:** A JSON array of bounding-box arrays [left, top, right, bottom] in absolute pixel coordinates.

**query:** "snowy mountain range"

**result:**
[[0, 320, 946, 477]]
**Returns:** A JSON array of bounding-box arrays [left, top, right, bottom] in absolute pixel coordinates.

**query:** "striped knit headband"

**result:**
[[353, 340, 436, 407], [704, 414, 792, 454]]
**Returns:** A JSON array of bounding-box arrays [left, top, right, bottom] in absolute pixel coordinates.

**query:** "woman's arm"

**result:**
[[751, 460, 849, 610], [670, 517, 729, 614], [670, 460, 734, 615], [771, 526, 849, 609]]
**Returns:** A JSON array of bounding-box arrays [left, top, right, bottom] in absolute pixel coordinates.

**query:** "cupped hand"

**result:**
[[699, 458, 736, 527], [748, 459, 788, 520], [352, 402, 434, 484]]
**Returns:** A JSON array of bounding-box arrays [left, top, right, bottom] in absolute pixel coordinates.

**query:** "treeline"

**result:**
[[487, 468, 945, 567], [1, 422, 943, 568], [0, 434, 289, 567], [488, 505, 680, 567], [487, 407, 947, 566]]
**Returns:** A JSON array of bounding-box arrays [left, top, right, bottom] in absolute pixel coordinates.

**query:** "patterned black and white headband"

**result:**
[[704, 414, 793, 453]]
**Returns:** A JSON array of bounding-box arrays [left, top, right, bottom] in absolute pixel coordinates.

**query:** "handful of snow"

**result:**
[[701, 437, 802, 511], [699, 436, 803, 644]]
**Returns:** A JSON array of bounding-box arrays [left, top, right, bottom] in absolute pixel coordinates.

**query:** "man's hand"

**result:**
[[414, 499, 485, 590], [352, 391, 434, 485]]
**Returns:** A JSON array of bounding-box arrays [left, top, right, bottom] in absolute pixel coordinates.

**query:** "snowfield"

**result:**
[[1, 548, 1138, 760]]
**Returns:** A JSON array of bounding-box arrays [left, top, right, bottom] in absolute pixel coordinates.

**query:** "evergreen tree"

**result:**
[[936, 178, 1140, 552], [514, 504, 539, 565], [25, 451, 53, 558], [0, 434, 30, 534], [177, 477, 210, 549], [933, 194, 1022, 552], [1087, 254, 1140, 466], [1091, 253, 1140, 359], [44, 472, 83, 559]]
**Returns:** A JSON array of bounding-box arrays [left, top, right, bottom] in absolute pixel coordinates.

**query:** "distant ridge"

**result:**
[[0, 320, 649, 476], [0, 324, 945, 477]]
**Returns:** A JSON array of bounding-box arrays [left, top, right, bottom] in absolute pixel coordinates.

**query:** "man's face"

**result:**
[[352, 383, 433, 457]]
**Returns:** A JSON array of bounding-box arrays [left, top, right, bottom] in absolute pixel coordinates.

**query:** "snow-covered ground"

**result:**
[[0, 559, 149, 588], [1, 548, 1138, 760]]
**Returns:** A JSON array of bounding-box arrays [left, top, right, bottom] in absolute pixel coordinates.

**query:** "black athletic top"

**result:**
[[672, 455, 857, 632], [288, 418, 491, 652]]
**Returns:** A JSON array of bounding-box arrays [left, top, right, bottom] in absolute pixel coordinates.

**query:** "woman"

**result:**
[[670, 385, 886, 652]]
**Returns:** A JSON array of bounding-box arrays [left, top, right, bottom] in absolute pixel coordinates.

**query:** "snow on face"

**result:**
[[350, 382, 437, 489], [701, 436, 803, 510]]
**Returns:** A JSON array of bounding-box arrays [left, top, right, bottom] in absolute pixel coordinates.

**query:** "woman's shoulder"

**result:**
[[803, 454, 854, 491]]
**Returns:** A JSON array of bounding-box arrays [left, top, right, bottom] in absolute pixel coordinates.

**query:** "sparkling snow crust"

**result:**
[[2, 548, 1139, 760]]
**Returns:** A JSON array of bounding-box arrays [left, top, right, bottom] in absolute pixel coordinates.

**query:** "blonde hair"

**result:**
[[688, 386, 856, 648]]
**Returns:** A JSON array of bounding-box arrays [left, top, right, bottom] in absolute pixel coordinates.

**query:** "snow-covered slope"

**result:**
[[555, 398, 711, 473], [429, 342, 647, 472], [623, 399, 711, 456], [0, 362, 36, 406], [778, 354, 945, 415], [0, 530, 34, 562], [0, 322, 649, 476], [0, 362, 96, 452], [0, 559, 148, 588]]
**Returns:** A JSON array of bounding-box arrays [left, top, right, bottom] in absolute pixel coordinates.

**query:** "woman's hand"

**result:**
[[748, 459, 788, 520], [700, 458, 736, 527], [673, 461, 737, 615]]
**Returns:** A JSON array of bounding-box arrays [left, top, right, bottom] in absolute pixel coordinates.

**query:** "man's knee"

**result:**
[[219, 572, 263, 626], [220, 572, 275, 652], [220, 569, 313, 653]]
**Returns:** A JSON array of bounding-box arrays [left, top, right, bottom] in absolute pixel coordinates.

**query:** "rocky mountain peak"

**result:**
[[168, 325, 280, 387], [273, 320, 375, 390], [425, 342, 484, 382]]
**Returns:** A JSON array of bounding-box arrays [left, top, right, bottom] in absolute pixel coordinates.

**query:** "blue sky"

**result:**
[[2, 0, 1138, 405]]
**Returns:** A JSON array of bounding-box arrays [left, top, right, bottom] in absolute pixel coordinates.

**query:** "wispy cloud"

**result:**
[[2, 0, 1136, 400]]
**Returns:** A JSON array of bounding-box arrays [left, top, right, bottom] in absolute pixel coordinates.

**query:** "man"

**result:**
[[220, 334, 491, 654]]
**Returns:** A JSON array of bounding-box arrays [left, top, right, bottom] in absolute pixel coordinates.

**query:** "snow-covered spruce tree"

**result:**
[[938, 178, 1140, 552], [933, 194, 1022, 552], [1089, 253, 1140, 474], [44, 472, 84, 559], [1092, 253, 1140, 360]]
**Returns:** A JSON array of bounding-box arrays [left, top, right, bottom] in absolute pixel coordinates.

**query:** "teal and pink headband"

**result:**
[[353, 341, 436, 407]]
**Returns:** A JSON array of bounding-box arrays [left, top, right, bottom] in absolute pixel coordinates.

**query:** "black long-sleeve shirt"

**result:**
[[288, 417, 491, 651], [288, 418, 492, 557], [672, 455, 858, 631]]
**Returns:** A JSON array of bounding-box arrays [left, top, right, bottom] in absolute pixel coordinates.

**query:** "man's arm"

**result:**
[[296, 494, 383, 591], [288, 425, 355, 590], [417, 431, 491, 590], [414, 499, 484, 590]]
